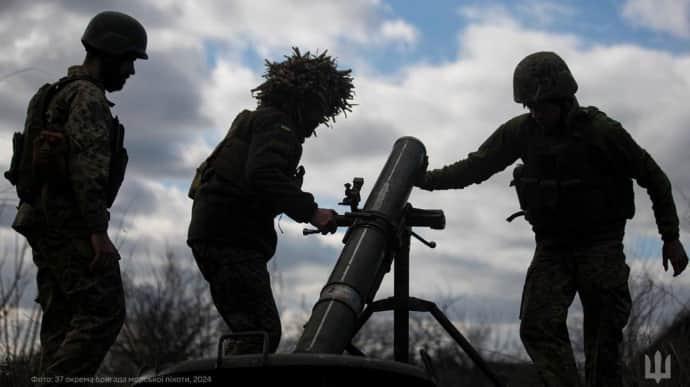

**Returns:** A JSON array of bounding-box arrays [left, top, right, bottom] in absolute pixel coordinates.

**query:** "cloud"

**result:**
[[143, 0, 417, 58], [198, 60, 262, 138], [516, 1, 577, 26], [1, 1, 689, 354], [379, 19, 419, 47], [293, 7, 690, 331], [622, 0, 690, 38], [0, 0, 417, 181]]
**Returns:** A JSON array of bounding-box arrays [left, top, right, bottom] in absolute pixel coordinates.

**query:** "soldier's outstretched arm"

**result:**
[[417, 121, 524, 191]]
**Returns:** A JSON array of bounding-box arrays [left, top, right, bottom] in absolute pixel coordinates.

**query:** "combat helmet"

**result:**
[[82, 11, 148, 59], [513, 51, 577, 104]]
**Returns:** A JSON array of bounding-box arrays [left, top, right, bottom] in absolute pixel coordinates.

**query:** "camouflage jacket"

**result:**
[[14, 65, 117, 236], [187, 106, 317, 256], [424, 105, 680, 242]]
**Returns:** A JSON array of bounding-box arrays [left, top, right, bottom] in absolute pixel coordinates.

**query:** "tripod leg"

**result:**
[[394, 231, 411, 363], [427, 303, 505, 387]]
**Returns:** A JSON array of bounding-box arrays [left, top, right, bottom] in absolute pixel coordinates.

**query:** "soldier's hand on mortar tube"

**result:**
[[90, 232, 120, 273], [310, 208, 338, 235], [415, 173, 433, 191], [414, 156, 433, 191], [662, 239, 688, 277]]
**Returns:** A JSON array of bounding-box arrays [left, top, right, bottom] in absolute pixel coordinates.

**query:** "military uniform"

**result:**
[[187, 107, 318, 353], [12, 65, 127, 377], [421, 101, 679, 386]]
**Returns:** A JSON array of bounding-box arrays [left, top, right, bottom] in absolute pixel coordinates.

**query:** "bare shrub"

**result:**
[[102, 250, 221, 377], [0, 235, 40, 387]]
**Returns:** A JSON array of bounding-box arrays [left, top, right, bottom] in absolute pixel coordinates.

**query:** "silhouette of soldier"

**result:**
[[187, 48, 355, 354], [4, 11, 147, 379], [417, 51, 688, 387]]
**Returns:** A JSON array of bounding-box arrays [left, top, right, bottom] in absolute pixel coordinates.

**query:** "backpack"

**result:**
[[188, 110, 252, 199], [4, 75, 99, 204]]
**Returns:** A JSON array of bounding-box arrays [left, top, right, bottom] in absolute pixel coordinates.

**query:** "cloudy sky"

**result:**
[[1, 0, 689, 355]]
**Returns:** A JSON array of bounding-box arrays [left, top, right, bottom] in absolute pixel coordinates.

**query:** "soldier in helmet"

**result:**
[[187, 48, 355, 354], [417, 51, 688, 386], [4, 11, 147, 378]]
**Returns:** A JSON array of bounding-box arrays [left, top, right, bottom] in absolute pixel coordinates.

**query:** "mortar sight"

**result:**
[[339, 177, 364, 212]]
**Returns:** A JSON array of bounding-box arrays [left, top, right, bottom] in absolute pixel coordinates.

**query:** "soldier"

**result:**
[[187, 48, 355, 354], [4, 11, 147, 378], [416, 52, 688, 386]]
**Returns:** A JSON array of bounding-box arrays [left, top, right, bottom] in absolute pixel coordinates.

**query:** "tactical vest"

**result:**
[[107, 117, 128, 207], [187, 108, 307, 201], [510, 118, 634, 228], [4, 76, 128, 208], [188, 110, 252, 199]]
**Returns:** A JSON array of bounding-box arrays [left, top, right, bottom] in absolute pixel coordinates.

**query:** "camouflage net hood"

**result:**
[[513, 51, 577, 104], [252, 47, 355, 133]]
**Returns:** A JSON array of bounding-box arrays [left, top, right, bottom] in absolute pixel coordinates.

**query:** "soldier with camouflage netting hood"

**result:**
[[4, 11, 147, 379], [417, 51, 688, 386], [187, 47, 355, 354]]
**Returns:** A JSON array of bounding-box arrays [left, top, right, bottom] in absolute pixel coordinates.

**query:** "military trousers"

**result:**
[[190, 242, 281, 354], [519, 239, 632, 387], [30, 231, 125, 378]]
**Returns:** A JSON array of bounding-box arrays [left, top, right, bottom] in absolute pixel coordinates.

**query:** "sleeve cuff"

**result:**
[[661, 231, 679, 242], [291, 200, 318, 224]]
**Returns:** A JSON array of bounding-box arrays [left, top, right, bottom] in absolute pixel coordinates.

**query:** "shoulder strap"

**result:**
[[6, 75, 99, 201], [208, 109, 253, 163], [38, 75, 102, 130]]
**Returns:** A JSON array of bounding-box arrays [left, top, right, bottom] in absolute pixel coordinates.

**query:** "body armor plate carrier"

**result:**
[[510, 124, 634, 228]]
